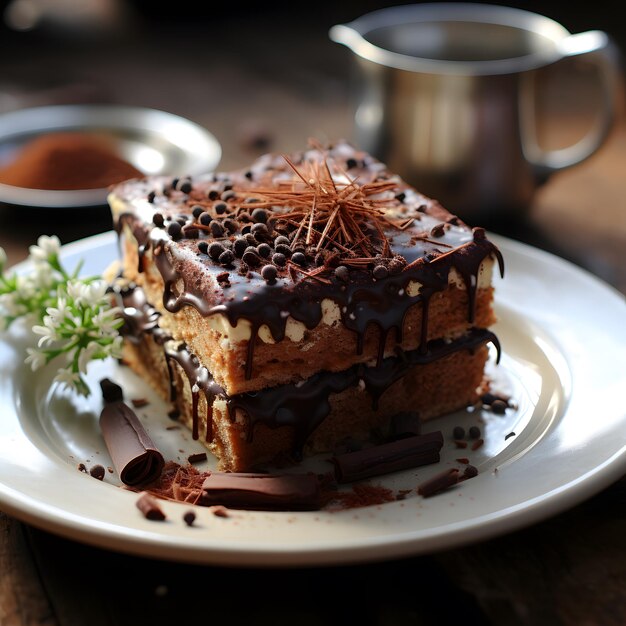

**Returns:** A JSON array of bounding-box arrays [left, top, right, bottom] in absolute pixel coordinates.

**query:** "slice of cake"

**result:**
[[107, 140, 503, 472]]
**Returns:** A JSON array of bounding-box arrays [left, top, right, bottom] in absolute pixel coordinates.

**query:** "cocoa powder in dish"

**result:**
[[0, 132, 143, 190]]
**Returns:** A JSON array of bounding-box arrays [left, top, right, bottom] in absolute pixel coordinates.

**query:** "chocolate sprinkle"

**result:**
[[89, 464, 106, 480]]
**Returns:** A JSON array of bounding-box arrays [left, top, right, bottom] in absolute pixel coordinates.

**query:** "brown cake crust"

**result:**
[[122, 310, 491, 472]]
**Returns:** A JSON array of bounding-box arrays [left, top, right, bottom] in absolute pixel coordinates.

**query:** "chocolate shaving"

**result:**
[[187, 452, 208, 464], [99, 402, 165, 486], [199, 472, 321, 511], [136, 492, 166, 521], [417, 468, 460, 497], [332, 431, 443, 484]]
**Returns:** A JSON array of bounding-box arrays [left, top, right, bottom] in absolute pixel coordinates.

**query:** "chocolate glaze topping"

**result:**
[[111, 141, 503, 380]]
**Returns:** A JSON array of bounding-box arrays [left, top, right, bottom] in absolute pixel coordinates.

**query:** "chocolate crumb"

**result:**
[[187, 452, 208, 464], [462, 465, 479, 480], [131, 398, 149, 408], [77, 463, 87, 473], [90, 464, 106, 480], [183, 511, 196, 526], [417, 468, 460, 497], [168, 409, 180, 421], [505, 431, 516, 440], [212, 506, 230, 518], [136, 492, 166, 521], [471, 438, 484, 451]]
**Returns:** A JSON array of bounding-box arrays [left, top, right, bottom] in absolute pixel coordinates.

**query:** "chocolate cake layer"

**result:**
[[115, 283, 498, 472]]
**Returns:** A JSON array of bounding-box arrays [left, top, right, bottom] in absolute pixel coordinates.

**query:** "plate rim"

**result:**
[[0, 230, 625, 567]]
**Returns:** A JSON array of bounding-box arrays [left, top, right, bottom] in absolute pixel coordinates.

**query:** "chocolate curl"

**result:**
[[199, 472, 321, 511], [332, 431, 444, 484], [99, 402, 165, 486]]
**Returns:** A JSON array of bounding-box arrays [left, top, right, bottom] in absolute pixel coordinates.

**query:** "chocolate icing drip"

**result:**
[[163, 346, 222, 442], [113, 283, 224, 443], [116, 283, 499, 462], [228, 328, 500, 460]]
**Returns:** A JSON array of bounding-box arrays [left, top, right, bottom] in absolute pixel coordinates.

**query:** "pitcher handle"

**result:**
[[521, 30, 623, 182]]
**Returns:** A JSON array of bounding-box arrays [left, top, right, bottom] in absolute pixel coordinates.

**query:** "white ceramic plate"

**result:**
[[0, 104, 221, 208], [0, 232, 625, 567]]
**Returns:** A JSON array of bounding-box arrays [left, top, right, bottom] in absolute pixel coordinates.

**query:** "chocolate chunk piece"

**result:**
[[417, 468, 460, 497], [332, 431, 444, 484], [99, 402, 165, 486], [136, 492, 166, 521], [187, 452, 208, 464], [462, 465, 479, 480], [199, 472, 321, 511], [99, 377, 124, 404]]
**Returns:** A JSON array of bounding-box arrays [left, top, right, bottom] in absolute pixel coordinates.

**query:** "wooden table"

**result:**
[[1, 13, 625, 626]]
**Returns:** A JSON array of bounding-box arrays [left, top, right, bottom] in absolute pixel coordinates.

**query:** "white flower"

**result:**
[[29, 235, 61, 263], [0, 293, 22, 317], [45, 298, 70, 325], [53, 368, 81, 391], [109, 335, 124, 359], [82, 281, 108, 307], [33, 323, 59, 347], [78, 341, 101, 374], [66, 280, 86, 303], [91, 307, 121, 336], [16, 274, 36, 299], [32, 263, 54, 290], [25, 347, 46, 371]]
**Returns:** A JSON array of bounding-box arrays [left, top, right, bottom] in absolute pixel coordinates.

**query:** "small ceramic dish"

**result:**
[[0, 104, 222, 208]]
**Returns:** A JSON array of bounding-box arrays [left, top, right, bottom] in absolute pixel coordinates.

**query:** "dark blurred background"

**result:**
[[0, 0, 624, 291], [1, 0, 623, 168]]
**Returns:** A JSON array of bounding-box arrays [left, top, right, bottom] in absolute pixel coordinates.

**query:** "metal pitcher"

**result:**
[[330, 3, 622, 222]]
